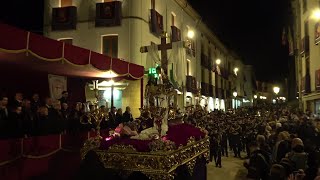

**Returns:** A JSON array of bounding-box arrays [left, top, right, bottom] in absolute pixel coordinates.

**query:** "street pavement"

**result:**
[[207, 154, 247, 180]]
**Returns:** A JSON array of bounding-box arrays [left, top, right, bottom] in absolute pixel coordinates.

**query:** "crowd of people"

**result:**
[[3, 90, 320, 180], [0, 91, 135, 139], [185, 104, 320, 180]]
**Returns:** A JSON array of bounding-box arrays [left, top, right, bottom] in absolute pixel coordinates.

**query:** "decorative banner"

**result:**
[[151, 9, 163, 35], [315, 22, 320, 44], [52, 6, 77, 30], [48, 74, 67, 100], [171, 26, 181, 42], [316, 69, 320, 91], [95, 1, 122, 26]]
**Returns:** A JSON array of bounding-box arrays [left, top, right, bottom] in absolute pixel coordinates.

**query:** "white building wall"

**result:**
[[43, 0, 252, 111]]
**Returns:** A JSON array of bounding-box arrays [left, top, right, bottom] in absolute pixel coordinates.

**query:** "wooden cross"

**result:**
[[140, 33, 172, 76]]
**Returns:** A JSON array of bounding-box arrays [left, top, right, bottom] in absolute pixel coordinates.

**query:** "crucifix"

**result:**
[[140, 32, 172, 76]]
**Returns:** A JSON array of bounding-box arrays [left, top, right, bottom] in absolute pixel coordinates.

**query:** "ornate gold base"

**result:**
[[81, 136, 209, 180]]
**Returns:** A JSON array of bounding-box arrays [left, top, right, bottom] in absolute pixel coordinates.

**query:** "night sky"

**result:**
[[0, 0, 290, 82], [188, 0, 291, 82]]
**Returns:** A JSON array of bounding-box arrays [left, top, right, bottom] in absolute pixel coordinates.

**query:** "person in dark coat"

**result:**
[[30, 93, 41, 114], [8, 106, 24, 138], [115, 108, 123, 126], [36, 106, 51, 135], [10, 92, 23, 111], [21, 99, 37, 136], [221, 129, 228, 157], [108, 107, 117, 128], [59, 91, 69, 105], [244, 142, 271, 180], [122, 106, 134, 123], [0, 95, 9, 138]]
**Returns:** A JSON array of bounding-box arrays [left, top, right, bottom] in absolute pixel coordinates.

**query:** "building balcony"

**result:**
[[301, 74, 311, 94], [300, 36, 310, 56], [171, 26, 181, 42], [52, 6, 77, 31], [186, 75, 198, 94], [185, 39, 195, 57], [95, 1, 122, 27], [150, 9, 163, 36]]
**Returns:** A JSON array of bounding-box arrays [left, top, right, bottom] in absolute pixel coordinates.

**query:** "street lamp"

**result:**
[[312, 9, 320, 20], [234, 67, 239, 75], [273, 86, 280, 104], [233, 91, 238, 109], [273, 86, 280, 95], [254, 95, 257, 99], [187, 30, 195, 39], [233, 91, 238, 97], [216, 59, 221, 65]]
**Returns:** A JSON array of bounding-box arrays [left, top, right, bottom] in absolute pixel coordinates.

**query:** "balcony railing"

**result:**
[[300, 36, 310, 55]]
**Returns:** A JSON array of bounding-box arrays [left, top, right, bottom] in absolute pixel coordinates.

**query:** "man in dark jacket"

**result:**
[[244, 142, 271, 180], [123, 106, 134, 123], [8, 106, 24, 138]]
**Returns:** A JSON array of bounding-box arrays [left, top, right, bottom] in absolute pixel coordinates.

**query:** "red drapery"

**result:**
[[0, 23, 144, 80], [0, 130, 108, 180]]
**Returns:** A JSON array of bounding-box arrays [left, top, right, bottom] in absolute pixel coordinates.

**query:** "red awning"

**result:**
[[0, 23, 144, 80]]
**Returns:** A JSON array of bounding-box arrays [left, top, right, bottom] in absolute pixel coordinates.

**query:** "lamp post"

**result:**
[[187, 30, 195, 39], [233, 91, 238, 109], [216, 59, 221, 65], [234, 67, 239, 76], [108, 79, 115, 108], [273, 86, 280, 104]]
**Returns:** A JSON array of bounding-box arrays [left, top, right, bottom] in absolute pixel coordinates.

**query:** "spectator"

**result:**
[[59, 91, 69, 104], [123, 106, 133, 123], [31, 93, 40, 113], [115, 108, 123, 126]]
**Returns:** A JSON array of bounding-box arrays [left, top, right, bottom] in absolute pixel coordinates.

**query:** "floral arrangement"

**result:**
[[148, 138, 176, 152]]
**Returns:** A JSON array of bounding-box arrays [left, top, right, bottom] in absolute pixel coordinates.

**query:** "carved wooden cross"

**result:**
[[140, 34, 172, 76]]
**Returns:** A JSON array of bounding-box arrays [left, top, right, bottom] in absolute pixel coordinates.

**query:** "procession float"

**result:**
[[80, 34, 210, 179]]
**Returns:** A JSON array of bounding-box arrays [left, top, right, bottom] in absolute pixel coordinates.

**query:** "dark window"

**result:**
[[201, 69, 205, 82], [304, 20, 309, 36], [306, 56, 310, 74], [102, 35, 118, 58], [303, 0, 307, 13], [187, 60, 190, 75]]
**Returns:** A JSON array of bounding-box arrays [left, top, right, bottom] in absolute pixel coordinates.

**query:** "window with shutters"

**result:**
[[303, 0, 307, 13], [102, 35, 118, 58], [201, 68, 205, 82]]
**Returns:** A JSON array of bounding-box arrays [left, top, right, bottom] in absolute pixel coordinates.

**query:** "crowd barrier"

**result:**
[[0, 130, 109, 180]]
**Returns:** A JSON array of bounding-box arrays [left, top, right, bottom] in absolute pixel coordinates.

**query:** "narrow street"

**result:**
[[207, 155, 247, 180]]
